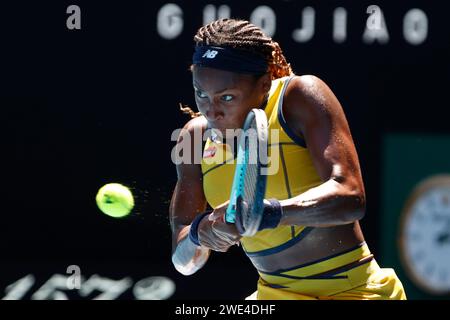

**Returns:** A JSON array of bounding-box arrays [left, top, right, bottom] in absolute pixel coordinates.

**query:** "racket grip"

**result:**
[[224, 207, 236, 224]]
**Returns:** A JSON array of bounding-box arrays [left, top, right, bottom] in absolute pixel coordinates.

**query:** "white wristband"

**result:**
[[172, 236, 209, 276]]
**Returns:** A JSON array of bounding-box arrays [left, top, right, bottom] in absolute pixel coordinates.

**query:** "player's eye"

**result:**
[[196, 90, 207, 99], [221, 95, 234, 102]]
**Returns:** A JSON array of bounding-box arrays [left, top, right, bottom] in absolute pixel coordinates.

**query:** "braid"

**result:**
[[179, 103, 201, 118], [269, 41, 292, 80], [194, 18, 293, 80], [182, 18, 293, 118]]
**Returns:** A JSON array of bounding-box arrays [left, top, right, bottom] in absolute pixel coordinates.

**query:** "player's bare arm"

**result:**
[[170, 116, 241, 275], [170, 116, 211, 275], [278, 75, 366, 227]]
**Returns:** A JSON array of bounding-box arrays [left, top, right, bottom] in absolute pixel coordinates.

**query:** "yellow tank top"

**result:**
[[201, 76, 378, 298], [200, 76, 322, 254]]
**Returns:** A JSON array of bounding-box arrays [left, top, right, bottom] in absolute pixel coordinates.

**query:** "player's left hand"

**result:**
[[198, 202, 241, 252], [209, 201, 231, 223]]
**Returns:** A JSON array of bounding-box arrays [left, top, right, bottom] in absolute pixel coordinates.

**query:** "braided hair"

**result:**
[[181, 18, 293, 118]]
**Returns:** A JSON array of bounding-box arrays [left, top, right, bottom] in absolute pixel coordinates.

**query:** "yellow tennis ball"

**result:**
[[96, 183, 134, 218]]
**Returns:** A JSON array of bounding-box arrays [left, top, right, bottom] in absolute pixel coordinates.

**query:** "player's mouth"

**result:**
[[209, 118, 243, 130], [208, 121, 228, 132], [208, 123, 241, 140]]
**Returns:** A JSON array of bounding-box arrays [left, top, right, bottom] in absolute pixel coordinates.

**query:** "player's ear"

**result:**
[[258, 73, 271, 93]]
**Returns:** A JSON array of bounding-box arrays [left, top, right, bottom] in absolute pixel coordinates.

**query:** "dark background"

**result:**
[[1, 1, 449, 299]]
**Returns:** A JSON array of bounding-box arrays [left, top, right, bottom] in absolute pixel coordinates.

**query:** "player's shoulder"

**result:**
[[177, 115, 207, 158], [182, 115, 208, 133], [283, 75, 340, 126], [284, 75, 335, 109], [285, 74, 330, 101], [174, 116, 207, 170]]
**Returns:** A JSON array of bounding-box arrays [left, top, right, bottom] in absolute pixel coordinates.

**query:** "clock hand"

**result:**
[[436, 232, 450, 245]]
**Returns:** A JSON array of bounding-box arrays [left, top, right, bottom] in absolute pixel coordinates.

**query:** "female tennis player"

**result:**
[[169, 18, 406, 300]]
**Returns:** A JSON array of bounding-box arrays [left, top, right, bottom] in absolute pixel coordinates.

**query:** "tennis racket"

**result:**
[[225, 108, 269, 237]]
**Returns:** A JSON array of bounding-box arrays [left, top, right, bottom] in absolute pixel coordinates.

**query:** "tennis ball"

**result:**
[[96, 183, 134, 218]]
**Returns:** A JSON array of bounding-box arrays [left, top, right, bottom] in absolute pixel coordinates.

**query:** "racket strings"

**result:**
[[231, 110, 268, 236], [241, 119, 260, 228], [243, 163, 258, 227]]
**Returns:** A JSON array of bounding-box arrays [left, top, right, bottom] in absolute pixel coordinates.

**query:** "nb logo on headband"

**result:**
[[202, 50, 218, 59]]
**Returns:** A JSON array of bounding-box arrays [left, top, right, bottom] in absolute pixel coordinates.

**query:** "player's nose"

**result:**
[[205, 103, 224, 122]]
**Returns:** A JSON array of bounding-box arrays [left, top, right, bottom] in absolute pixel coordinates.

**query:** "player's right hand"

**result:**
[[197, 208, 241, 252]]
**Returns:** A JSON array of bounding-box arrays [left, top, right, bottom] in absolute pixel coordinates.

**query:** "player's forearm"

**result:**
[[171, 226, 210, 276], [277, 179, 365, 227]]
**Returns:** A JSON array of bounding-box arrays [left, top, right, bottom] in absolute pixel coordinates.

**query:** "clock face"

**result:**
[[399, 175, 450, 295]]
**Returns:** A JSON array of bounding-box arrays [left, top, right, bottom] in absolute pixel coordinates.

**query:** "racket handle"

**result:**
[[225, 206, 236, 224]]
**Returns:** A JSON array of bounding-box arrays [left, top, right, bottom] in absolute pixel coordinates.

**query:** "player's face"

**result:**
[[192, 66, 270, 135]]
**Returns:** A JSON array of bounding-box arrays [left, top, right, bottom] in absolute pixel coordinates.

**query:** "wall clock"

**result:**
[[399, 175, 450, 295]]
